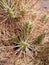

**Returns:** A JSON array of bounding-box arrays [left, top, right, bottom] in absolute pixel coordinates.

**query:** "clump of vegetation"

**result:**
[[33, 33, 45, 44], [12, 21, 45, 64], [12, 21, 32, 54], [0, 0, 19, 24], [0, 0, 18, 18], [20, 9, 25, 16], [0, 0, 26, 24]]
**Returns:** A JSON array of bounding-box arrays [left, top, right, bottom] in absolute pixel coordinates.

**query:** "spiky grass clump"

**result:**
[[33, 33, 45, 44], [0, 0, 19, 24], [12, 21, 33, 64], [0, 0, 17, 18], [12, 21, 33, 56], [12, 21, 45, 64], [20, 9, 25, 16]]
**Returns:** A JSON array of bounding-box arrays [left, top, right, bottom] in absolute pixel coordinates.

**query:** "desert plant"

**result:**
[[12, 21, 32, 53], [20, 9, 25, 16], [0, 0, 26, 24], [33, 33, 45, 44], [12, 21, 45, 64], [0, 0, 19, 24]]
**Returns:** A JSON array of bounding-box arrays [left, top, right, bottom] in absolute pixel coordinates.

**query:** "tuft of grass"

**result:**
[[12, 35, 19, 43], [33, 33, 45, 44], [0, 0, 17, 18], [20, 9, 25, 16], [12, 21, 45, 63], [12, 21, 33, 57], [0, 0, 19, 24]]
